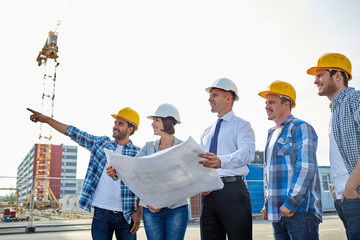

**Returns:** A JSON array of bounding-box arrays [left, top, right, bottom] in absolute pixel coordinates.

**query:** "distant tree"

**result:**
[[1, 191, 17, 204]]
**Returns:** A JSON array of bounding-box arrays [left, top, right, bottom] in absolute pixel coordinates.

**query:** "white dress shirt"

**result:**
[[200, 110, 256, 177]]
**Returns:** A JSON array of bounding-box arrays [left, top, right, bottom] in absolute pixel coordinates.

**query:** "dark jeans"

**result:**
[[142, 205, 189, 240], [200, 177, 252, 240], [91, 207, 136, 240], [334, 199, 348, 231], [342, 197, 360, 240], [272, 212, 320, 240]]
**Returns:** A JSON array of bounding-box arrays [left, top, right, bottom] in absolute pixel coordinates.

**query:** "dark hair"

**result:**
[[160, 117, 177, 135], [280, 96, 292, 110], [229, 91, 236, 102], [127, 122, 136, 136], [329, 70, 348, 87]]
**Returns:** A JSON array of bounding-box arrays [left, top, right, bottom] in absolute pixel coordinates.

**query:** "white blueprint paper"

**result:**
[[105, 136, 224, 209]]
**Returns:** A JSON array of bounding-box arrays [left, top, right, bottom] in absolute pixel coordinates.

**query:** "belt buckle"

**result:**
[[112, 210, 120, 214]]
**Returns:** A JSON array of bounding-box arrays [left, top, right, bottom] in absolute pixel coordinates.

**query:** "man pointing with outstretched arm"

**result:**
[[27, 107, 142, 240]]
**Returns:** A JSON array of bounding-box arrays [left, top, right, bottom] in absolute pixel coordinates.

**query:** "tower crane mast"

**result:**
[[24, 21, 62, 210]]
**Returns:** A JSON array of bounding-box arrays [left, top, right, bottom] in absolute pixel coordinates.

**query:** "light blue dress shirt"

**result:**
[[200, 110, 256, 177]]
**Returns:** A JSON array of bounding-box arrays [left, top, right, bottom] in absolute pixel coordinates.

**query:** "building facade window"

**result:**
[[321, 173, 331, 192]]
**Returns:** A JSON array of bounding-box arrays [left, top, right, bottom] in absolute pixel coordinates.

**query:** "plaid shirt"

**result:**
[[264, 115, 322, 222], [331, 87, 360, 174], [65, 126, 140, 224], [331, 87, 360, 196]]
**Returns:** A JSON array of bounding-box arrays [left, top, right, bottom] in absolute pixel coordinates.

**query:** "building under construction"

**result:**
[[18, 22, 75, 211], [16, 144, 80, 208]]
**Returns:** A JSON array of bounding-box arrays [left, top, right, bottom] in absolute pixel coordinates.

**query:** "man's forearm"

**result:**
[[45, 116, 69, 134], [28, 108, 69, 134], [346, 157, 360, 190]]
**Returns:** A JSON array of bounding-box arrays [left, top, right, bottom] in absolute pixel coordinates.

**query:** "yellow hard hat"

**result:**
[[307, 53, 352, 80], [111, 107, 139, 131], [258, 81, 296, 108]]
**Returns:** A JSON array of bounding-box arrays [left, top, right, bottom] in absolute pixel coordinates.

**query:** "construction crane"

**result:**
[[24, 21, 62, 211]]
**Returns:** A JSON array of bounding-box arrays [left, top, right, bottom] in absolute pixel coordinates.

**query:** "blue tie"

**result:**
[[209, 119, 223, 154]]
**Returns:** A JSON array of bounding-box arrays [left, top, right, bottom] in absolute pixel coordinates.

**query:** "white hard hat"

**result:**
[[147, 103, 181, 124], [205, 77, 239, 101]]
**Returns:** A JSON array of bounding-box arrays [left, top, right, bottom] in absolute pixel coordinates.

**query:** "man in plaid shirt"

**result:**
[[308, 53, 360, 240], [258, 81, 322, 240], [28, 107, 141, 240]]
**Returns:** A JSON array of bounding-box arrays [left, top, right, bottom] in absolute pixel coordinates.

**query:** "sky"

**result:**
[[1, 0, 360, 189]]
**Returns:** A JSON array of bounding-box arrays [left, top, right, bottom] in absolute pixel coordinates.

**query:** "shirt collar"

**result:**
[[330, 87, 353, 111], [219, 110, 234, 122], [333, 87, 353, 104], [280, 115, 294, 127], [155, 136, 182, 149]]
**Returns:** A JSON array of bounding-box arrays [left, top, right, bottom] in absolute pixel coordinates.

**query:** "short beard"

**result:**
[[113, 130, 127, 140], [319, 78, 337, 97]]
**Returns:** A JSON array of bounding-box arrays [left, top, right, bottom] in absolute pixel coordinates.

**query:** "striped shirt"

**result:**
[[331, 87, 360, 196], [65, 126, 140, 224], [264, 115, 322, 222]]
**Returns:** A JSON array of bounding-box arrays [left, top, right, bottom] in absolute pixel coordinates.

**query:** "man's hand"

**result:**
[[27, 108, 49, 123], [341, 182, 359, 202], [27, 108, 68, 134], [280, 205, 294, 218], [342, 158, 360, 202], [146, 205, 161, 213], [261, 207, 268, 220], [331, 185, 337, 201], [130, 207, 142, 234], [106, 166, 117, 178], [198, 153, 221, 169]]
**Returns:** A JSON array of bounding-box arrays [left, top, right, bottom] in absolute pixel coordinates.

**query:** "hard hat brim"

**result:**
[[205, 87, 239, 101], [307, 67, 352, 80], [111, 114, 138, 131], [258, 91, 268, 99], [147, 115, 181, 124], [258, 91, 296, 108]]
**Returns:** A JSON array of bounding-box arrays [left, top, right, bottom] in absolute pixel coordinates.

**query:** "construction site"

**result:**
[[1, 1, 359, 240], [0, 21, 93, 231]]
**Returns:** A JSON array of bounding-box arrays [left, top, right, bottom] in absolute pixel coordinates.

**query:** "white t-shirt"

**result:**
[[329, 118, 350, 199], [266, 127, 282, 184], [91, 145, 124, 211]]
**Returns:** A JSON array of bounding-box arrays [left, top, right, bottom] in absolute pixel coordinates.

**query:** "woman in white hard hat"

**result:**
[[107, 103, 189, 240]]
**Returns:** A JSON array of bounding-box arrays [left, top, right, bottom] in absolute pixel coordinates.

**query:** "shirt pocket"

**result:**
[[276, 137, 293, 156]]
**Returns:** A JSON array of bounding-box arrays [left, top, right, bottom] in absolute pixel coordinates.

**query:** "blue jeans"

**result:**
[[91, 207, 136, 240], [142, 204, 189, 240], [342, 197, 360, 240], [272, 212, 320, 240], [334, 199, 348, 232]]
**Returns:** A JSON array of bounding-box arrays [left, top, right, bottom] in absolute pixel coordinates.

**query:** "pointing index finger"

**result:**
[[27, 108, 38, 114]]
